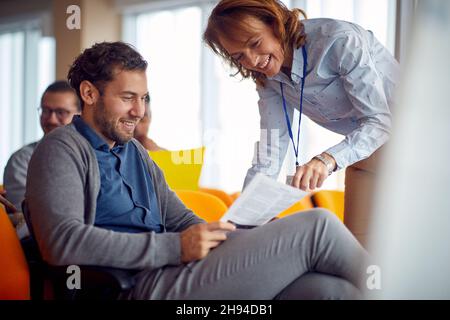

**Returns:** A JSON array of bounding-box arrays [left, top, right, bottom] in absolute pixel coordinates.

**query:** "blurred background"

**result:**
[[0, 0, 415, 193], [368, 0, 450, 299]]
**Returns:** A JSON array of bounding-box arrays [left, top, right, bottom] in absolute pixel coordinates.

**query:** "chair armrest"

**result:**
[[43, 265, 139, 300], [21, 236, 139, 299], [68, 265, 138, 291], [46, 265, 138, 291]]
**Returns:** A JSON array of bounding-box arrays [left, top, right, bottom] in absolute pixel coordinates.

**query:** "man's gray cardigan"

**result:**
[[24, 124, 204, 270]]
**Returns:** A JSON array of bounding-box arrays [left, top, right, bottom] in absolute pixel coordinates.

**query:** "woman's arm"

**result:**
[[324, 29, 397, 170]]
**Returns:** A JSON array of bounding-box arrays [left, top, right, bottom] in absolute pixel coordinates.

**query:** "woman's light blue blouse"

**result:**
[[244, 18, 400, 186]]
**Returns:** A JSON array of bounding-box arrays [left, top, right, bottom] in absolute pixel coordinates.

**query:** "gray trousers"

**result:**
[[125, 209, 369, 300]]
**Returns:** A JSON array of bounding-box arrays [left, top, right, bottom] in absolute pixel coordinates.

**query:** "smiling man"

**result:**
[[24, 42, 369, 300]]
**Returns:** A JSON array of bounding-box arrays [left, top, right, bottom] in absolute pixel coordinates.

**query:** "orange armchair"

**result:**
[[311, 190, 344, 222], [198, 187, 234, 207], [277, 195, 314, 218], [175, 190, 228, 222], [0, 205, 30, 300], [229, 192, 241, 203]]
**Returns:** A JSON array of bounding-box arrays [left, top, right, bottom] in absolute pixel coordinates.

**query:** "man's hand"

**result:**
[[0, 190, 18, 213], [292, 153, 336, 191], [180, 221, 236, 263]]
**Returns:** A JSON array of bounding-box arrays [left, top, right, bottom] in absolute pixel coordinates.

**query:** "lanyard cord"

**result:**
[[280, 45, 307, 167]]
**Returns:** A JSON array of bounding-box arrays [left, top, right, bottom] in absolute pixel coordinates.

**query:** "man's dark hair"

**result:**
[[41, 80, 81, 111], [67, 41, 148, 109]]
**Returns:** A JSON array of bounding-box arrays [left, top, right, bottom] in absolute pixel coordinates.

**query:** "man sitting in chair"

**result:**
[[25, 41, 369, 300]]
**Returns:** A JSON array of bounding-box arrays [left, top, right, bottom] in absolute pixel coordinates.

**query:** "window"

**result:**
[[122, 0, 396, 192], [123, 0, 260, 193], [135, 7, 203, 150], [0, 17, 55, 184]]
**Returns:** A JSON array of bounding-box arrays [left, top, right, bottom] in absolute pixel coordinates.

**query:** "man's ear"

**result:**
[[79, 80, 100, 106]]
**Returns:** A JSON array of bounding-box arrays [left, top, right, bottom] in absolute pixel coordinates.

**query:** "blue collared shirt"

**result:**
[[73, 115, 163, 233], [245, 18, 400, 186]]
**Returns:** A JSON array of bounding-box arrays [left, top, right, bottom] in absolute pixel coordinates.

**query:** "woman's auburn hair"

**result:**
[[203, 0, 307, 87]]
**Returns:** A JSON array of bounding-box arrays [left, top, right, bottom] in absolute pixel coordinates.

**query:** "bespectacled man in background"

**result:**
[[3, 81, 79, 236]]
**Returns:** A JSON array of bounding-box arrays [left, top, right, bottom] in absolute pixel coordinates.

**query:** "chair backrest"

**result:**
[[175, 190, 228, 222], [311, 190, 344, 222], [229, 192, 241, 204], [0, 205, 30, 300], [149, 147, 204, 191], [21, 200, 138, 300], [198, 187, 234, 207], [277, 195, 314, 218]]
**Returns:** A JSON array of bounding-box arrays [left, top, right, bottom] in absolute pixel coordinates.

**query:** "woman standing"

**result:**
[[203, 0, 399, 247]]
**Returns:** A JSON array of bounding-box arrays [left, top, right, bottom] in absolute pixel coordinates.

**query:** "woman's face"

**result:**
[[134, 112, 150, 137], [218, 16, 285, 78]]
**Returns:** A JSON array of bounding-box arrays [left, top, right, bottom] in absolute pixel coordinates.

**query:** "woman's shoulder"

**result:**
[[302, 18, 371, 58], [303, 18, 363, 40]]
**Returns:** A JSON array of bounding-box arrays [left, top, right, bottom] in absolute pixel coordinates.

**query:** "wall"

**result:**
[[53, 0, 121, 80], [0, 0, 121, 81]]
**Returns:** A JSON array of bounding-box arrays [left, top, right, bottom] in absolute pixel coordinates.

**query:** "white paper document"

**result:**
[[220, 173, 309, 226]]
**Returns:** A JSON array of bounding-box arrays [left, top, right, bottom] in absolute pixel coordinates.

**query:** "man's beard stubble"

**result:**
[[93, 98, 134, 145]]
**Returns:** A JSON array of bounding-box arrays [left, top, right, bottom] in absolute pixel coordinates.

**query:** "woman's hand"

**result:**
[[291, 153, 336, 191]]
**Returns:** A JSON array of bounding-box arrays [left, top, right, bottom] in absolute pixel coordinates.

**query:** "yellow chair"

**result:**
[[149, 147, 205, 191], [277, 195, 314, 218], [175, 190, 228, 222], [311, 190, 345, 222], [198, 187, 234, 207], [0, 204, 30, 300]]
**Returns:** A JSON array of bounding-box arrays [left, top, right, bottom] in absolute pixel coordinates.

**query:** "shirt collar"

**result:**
[[267, 44, 306, 85], [72, 115, 111, 152], [290, 44, 306, 84]]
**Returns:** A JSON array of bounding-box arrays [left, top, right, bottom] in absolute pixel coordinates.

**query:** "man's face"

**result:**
[[40, 92, 79, 134], [92, 69, 149, 146]]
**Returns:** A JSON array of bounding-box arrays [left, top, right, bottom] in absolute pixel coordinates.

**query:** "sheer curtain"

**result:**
[[125, 0, 396, 193]]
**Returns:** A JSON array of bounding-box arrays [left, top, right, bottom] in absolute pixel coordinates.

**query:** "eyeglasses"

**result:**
[[38, 107, 75, 121]]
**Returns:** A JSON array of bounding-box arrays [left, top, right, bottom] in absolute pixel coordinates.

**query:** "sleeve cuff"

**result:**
[[152, 232, 182, 267], [325, 142, 352, 170]]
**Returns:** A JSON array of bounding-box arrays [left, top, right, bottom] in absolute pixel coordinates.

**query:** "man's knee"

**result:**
[[285, 208, 340, 226], [276, 272, 362, 300]]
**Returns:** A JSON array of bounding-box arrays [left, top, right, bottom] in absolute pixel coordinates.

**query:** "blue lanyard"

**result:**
[[280, 45, 307, 167]]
